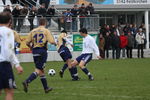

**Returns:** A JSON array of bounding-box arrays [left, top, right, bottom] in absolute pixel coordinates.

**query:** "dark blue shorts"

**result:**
[[76, 54, 92, 65], [0, 62, 16, 90], [32, 47, 48, 70], [58, 45, 72, 62]]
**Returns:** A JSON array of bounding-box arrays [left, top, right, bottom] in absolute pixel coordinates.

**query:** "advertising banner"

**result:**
[[73, 34, 99, 51], [19, 35, 32, 53], [114, 0, 150, 4], [51, 0, 114, 5]]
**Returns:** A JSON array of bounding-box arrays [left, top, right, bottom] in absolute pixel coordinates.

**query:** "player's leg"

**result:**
[[79, 61, 94, 81], [39, 51, 52, 93], [22, 55, 40, 93], [78, 54, 94, 80], [59, 63, 68, 78], [38, 69, 53, 93], [66, 59, 78, 80], [22, 49, 42, 93], [58, 47, 69, 78], [70, 60, 80, 81], [4, 89, 14, 100]]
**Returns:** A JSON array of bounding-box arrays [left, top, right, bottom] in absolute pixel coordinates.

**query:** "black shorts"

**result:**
[[32, 47, 48, 70], [58, 45, 72, 62], [0, 62, 16, 90]]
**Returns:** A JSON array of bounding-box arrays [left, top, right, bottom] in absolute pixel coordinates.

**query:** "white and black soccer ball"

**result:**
[[48, 69, 56, 76]]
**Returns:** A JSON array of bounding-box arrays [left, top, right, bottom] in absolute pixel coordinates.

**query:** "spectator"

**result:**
[[136, 28, 145, 58], [12, 5, 20, 30], [111, 31, 120, 59], [126, 31, 134, 58], [116, 25, 121, 36], [37, 4, 47, 25], [133, 24, 138, 37], [17, 5, 28, 32], [85, 3, 95, 29], [128, 24, 134, 35], [28, 6, 37, 30], [58, 12, 66, 31], [104, 32, 112, 59], [119, 32, 128, 59], [123, 23, 129, 35], [64, 9, 73, 31], [103, 25, 111, 37], [37, 4, 47, 17], [139, 24, 146, 33], [71, 5, 79, 31], [110, 24, 120, 36], [3, 5, 11, 13], [46, 5, 55, 28], [39, 0, 50, 9], [78, 3, 87, 29], [133, 24, 138, 48], [99, 34, 105, 58]]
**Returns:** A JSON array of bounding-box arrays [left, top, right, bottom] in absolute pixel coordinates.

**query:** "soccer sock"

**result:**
[[40, 75, 48, 90], [81, 67, 91, 76], [61, 64, 68, 72], [69, 67, 78, 79], [69, 68, 74, 78], [26, 72, 38, 83]]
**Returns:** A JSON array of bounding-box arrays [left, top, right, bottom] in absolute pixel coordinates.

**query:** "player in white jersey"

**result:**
[[0, 12, 23, 100], [71, 28, 101, 81]]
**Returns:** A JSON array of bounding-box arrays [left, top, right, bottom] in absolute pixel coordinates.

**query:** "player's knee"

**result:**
[[79, 64, 84, 68], [79, 61, 85, 68], [5, 89, 14, 96], [71, 60, 78, 67]]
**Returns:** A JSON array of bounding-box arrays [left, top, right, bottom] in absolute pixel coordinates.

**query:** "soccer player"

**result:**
[[0, 12, 23, 100], [22, 18, 56, 93], [71, 28, 101, 81], [57, 30, 78, 80], [13, 30, 22, 46]]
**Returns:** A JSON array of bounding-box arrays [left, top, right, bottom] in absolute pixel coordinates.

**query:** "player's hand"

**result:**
[[53, 42, 57, 46], [97, 56, 102, 60], [16, 66, 23, 74], [71, 44, 74, 47]]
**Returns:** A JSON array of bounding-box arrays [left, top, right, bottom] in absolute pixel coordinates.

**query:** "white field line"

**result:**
[[6, 91, 144, 99]]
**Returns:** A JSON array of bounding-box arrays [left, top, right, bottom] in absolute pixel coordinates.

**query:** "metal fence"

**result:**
[[12, 16, 100, 33]]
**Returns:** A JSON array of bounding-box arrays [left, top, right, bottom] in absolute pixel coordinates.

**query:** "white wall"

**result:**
[[17, 50, 150, 62]]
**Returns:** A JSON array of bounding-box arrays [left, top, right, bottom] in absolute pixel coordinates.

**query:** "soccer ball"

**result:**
[[48, 69, 56, 76]]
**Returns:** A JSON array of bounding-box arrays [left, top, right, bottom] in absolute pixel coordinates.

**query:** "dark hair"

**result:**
[[39, 17, 47, 25], [74, 5, 77, 7], [61, 30, 67, 34], [81, 3, 85, 6], [79, 28, 88, 34], [0, 12, 12, 24]]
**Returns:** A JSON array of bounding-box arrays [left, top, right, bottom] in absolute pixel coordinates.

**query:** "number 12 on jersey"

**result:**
[[33, 34, 44, 43]]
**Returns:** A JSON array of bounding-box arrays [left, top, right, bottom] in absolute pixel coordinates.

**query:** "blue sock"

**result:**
[[26, 72, 38, 83], [40, 75, 48, 90], [61, 64, 68, 72], [81, 68, 91, 76], [69, 67, 78, 79]]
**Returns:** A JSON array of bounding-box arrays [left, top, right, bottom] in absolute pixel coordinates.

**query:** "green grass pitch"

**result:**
[[0, 58, 150, 100]]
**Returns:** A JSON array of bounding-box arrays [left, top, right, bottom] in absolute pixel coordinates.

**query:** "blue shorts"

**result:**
[[58, 45, 72, 62], [76, 54, 93, 65], [0, 62, 16, 90], [32, 47, 48, 70]]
